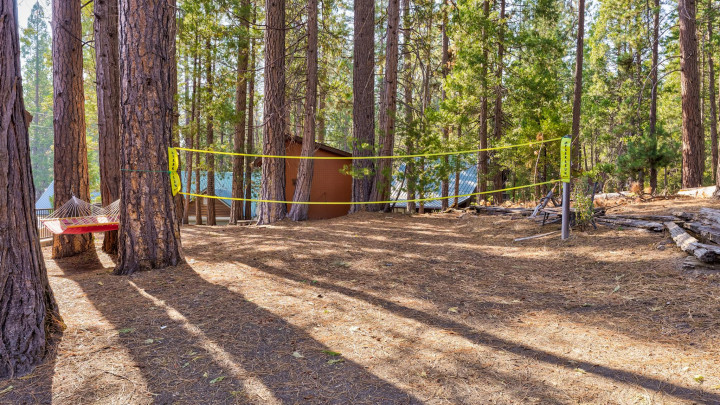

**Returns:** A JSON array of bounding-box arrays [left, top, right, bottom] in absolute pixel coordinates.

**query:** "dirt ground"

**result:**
[[2, 198, 720, 404]]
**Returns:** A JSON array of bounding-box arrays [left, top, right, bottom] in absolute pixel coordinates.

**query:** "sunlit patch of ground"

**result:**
[[3, 199, 719, 404]]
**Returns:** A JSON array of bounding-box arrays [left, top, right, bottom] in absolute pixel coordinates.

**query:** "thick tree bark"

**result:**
[[679, 0, 703, 188], [257, 0, 287, 224], [369, 0, 400, 212], [230, 10, 250, 225], [115, 0, 184, 275], [52, 0, 92, 259], [244, 32, 256, 220], [288, 0, 319, 221], [94, 0, 121, 254], [349, 0, 376, 213], [492, 0, 506, 203], [478, 0, 489, 202], [570, 0, 585, 175], [440, 11, 450, 210], [205, 40, 216, 226], [0, 0, 63, 378], [649, 0, 660, 193]]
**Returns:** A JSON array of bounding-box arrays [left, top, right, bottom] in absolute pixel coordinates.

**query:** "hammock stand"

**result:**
[[40, 196, 120, 235]]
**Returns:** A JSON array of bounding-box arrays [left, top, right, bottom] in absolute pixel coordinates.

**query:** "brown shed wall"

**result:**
[[284, 141, 352, 219]]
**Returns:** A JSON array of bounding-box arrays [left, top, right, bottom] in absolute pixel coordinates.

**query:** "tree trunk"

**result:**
[[205, 40, 216, 226], [230, 7, 250, 225], [257, 0, 287, 224], [194, 109, 203, 225], [440, 10, 450, 210], [679, 0, 703, 188], [492, 0, 506, 203], [245, 30, 256, 220], [455, 125, 461, 206], [570, 0, 585, 176], [52, 0, 92, 259], [115, 0, 184, 275], [349, 0, 376, 213], [317, 88, 326, 144], [0, 0, 63, 378], [649, 0, 660, 193], [402, 0, 415, 214], [94, 0, 121, 254], [183, 37, 199, 224], [288, 0, 319, 221], [709, 2, 720, 186], [170, 13, 184, 226], [478, 0, 489, 202], [369, 0, 400, 212]]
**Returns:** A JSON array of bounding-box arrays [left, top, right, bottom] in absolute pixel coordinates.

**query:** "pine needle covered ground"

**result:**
[[3, 199, 720, 404]]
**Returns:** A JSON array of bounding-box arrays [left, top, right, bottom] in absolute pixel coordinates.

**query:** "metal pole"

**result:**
[[561, 181, 570, 239], [560, 135, 571, 240]]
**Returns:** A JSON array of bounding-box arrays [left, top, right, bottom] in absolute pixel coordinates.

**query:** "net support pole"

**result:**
[[561, 181, 570, 240], [560, 135, 572, 240]]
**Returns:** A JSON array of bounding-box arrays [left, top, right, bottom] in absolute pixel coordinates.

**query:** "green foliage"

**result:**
[[572, 175, 596, 231], [21, 1, 53, 198]]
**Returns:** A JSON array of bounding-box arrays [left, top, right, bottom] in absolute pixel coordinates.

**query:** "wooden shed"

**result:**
[[259, 136, 353, 220]]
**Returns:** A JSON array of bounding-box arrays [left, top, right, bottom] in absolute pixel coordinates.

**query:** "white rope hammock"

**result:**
[[40, 196, 120, 235]]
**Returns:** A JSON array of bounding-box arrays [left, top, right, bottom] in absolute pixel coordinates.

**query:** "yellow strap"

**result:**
[[175, 137, 561, 160], [179, 180, 559, 205]]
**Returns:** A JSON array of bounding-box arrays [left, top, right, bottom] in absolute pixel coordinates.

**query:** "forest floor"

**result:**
[[3, 198, 720, 404]]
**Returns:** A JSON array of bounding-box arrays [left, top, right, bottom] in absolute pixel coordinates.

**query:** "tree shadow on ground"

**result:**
[[52, 250, 422, 404], [185, 220, 694, 346], [236, 258, 720, 404], [178, 217, 720, 404]]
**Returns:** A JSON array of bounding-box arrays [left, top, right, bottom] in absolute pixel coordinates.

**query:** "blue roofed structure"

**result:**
[[390, 163, 478, 210], [35, 182, 101, 210]]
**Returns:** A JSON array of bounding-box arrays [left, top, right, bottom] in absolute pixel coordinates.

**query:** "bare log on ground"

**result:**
[[513, 231, 559, 242], [530, 190, 553, 218], [473, 206, 534, 216], [596, 217, 664, 232], [680, 222, 720, 244], [605, 214, 678, 222], [664, 222, 720, 263]]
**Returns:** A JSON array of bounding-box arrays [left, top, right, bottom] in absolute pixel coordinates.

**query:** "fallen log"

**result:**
[[682, 257, 720, 274], [530, 190, 554, 218], [596, 217, 664, 232], [513, 231, 559, 242], [473, 206, 534, 216], [680, 222, 720, 245], [664, 222, 720, 263], [605, 214, 678, 222], [677, 185, 717, 198], [697, 208, 720, 227]]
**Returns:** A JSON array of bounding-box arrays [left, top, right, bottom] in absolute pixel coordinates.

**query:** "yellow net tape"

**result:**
[[175, 137, 561, 160], [179, 180, 559, 205]]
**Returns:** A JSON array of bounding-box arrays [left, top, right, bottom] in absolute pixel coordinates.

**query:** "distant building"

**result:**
[[256, 136, 353, 220]]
